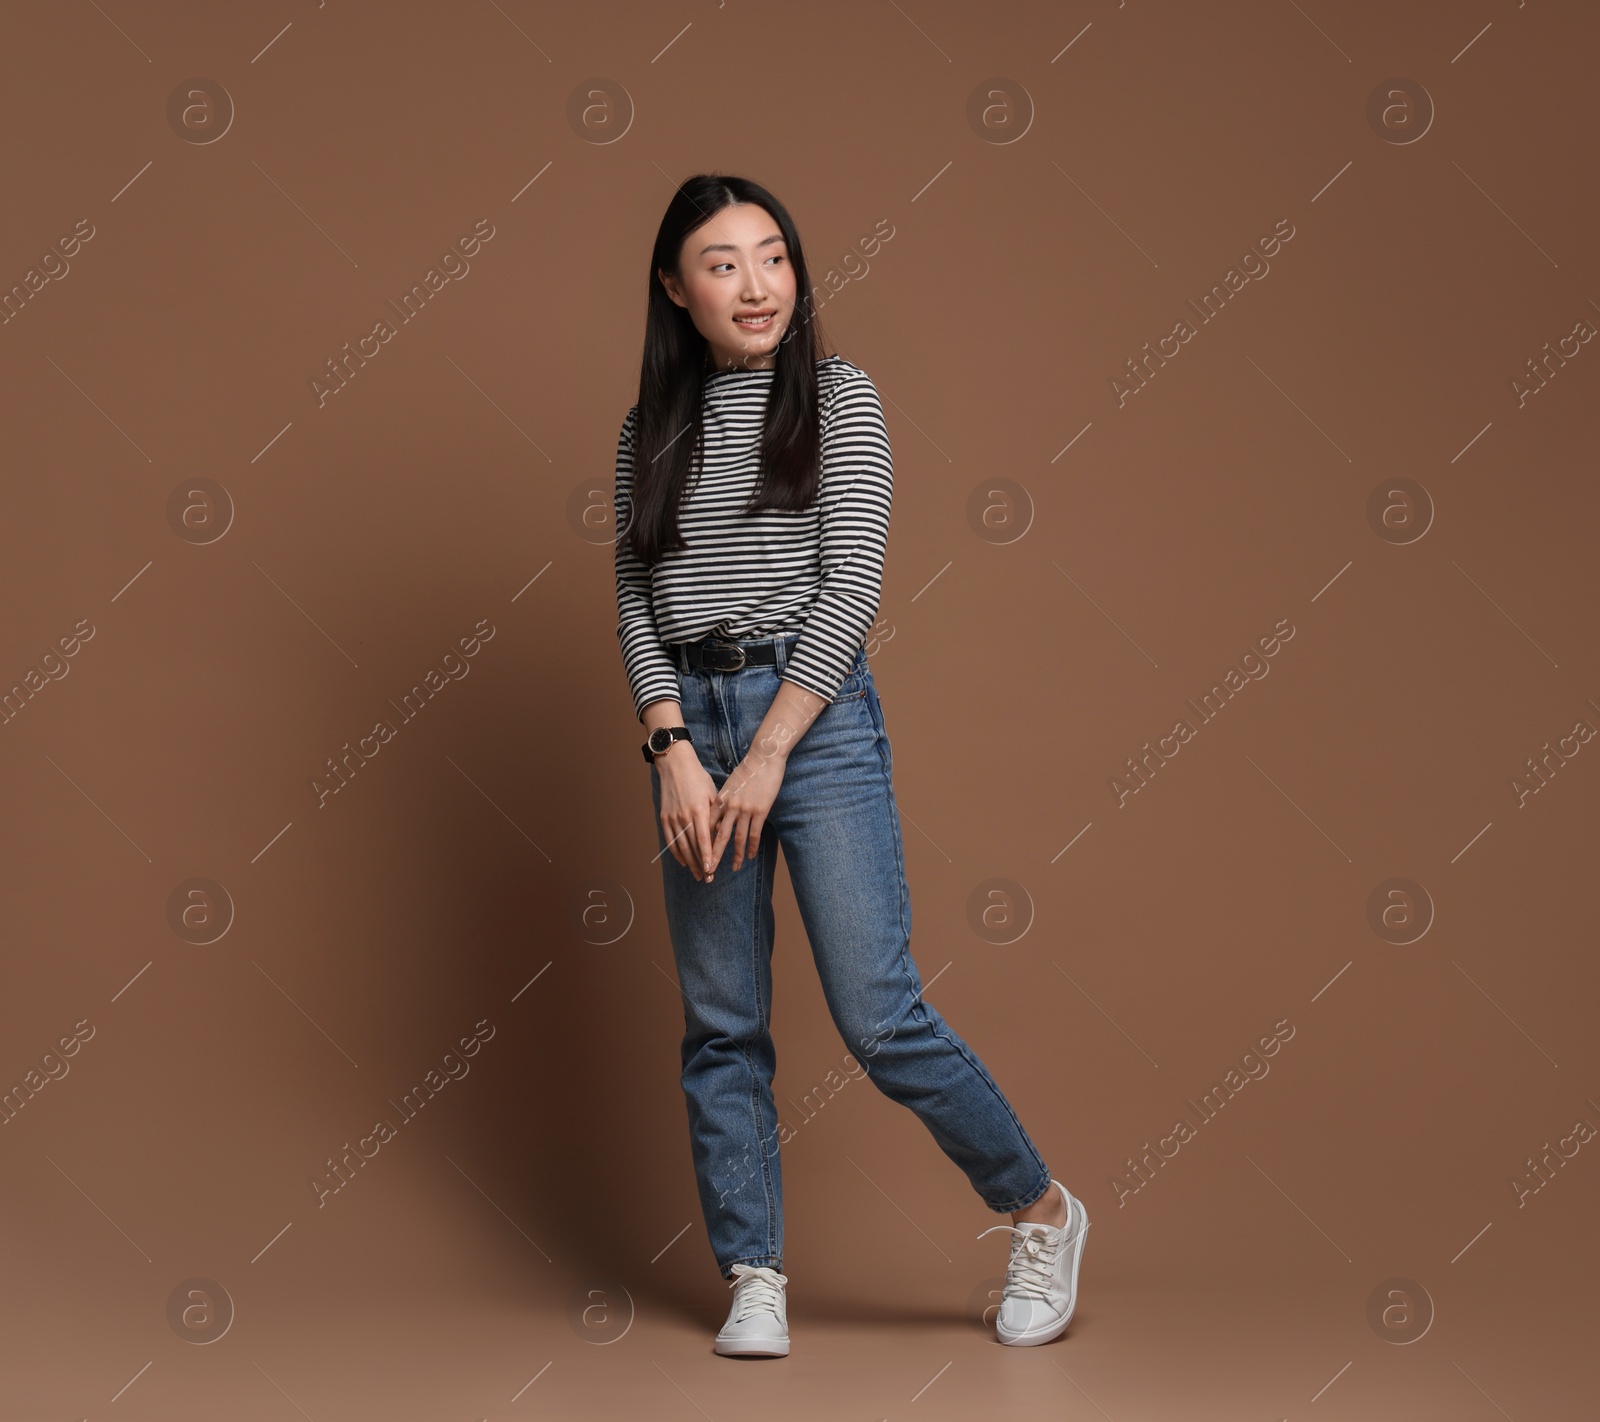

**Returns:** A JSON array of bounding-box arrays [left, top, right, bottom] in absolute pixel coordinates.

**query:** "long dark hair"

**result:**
[[623, 173, 829, 567]]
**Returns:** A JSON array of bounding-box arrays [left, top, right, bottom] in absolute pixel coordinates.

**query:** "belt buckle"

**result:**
[[707, 641, 746, 671]]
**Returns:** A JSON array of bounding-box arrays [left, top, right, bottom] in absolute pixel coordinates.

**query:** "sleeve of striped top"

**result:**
[[778, 368, 894, 704], [613, 406, 683, 721]]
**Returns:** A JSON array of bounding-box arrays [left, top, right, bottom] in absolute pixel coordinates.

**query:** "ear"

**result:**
[[657, 267, 687, 308]]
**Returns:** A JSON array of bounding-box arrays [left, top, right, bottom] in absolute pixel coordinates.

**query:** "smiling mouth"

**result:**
[[734, 310, 776, 326]]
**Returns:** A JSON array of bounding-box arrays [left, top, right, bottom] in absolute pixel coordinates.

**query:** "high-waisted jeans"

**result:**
[[649, 632, 1052, 1279]]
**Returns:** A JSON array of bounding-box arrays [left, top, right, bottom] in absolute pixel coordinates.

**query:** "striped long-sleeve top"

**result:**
[[613, 355, 893, 720]]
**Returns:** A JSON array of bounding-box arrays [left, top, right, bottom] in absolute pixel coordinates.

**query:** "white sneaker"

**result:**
[[713, 1263, 790, 1358], [977, 1179, 1089, 1346]]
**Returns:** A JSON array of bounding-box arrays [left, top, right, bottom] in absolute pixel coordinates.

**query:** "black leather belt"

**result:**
[[670, 633, 798, 673]]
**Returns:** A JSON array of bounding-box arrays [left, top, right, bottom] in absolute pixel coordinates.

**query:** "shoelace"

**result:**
[[975, 1221, 1062, 1301], [726, 1263, 787, 1322]]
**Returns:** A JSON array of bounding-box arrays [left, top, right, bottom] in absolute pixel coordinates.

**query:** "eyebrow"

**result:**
[[697, 234, 786, 257]]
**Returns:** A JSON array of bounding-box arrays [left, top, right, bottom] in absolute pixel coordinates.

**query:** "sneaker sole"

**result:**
[[996, 1190, 1089, 1347], [714, 1334, 790, 1358]]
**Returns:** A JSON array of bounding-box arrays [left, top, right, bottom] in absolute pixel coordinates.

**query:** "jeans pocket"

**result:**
[[826, 650, 871, 705]]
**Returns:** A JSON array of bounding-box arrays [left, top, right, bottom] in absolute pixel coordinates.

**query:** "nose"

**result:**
[[741, 260, 769, 303]]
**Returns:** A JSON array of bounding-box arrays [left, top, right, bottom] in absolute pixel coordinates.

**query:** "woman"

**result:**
[[612, 173, 1088, 1357]]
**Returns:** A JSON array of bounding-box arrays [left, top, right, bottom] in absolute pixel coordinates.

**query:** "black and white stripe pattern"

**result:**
[[614, 355, 893, 720]]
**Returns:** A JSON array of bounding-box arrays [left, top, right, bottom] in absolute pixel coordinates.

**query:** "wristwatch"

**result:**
[[642, 725, 693, 763]]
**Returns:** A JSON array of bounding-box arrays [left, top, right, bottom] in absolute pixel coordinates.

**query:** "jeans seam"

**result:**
[[748, 840, 779, 1263], [915, 1001, 1051, 1207], [878, 726, 1051, 1211]]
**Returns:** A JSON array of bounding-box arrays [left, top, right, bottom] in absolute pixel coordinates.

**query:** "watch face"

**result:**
[[649, 728, 673, 752]]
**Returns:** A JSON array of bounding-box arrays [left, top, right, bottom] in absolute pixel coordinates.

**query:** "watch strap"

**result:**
[[642, 725, 693, 763]]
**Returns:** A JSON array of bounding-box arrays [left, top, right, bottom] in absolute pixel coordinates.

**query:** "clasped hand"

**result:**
[[658, 747, 785, 883], [654, 684, 823, 884], [710, 750, 786, 880]]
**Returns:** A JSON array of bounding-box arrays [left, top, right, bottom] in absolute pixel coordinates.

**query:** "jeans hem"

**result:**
[[719, 1254, 783, 1279], [985, 1171, 1054, 1214]]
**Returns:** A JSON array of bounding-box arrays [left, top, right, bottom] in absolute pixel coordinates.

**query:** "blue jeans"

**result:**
[[649, 633, 1052, 1279]]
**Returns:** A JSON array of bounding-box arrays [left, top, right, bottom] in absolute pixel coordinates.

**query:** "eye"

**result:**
[[765, 254, 786, 266]]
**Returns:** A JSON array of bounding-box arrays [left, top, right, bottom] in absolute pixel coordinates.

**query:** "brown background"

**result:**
[[2, 1, 1595, 1418]]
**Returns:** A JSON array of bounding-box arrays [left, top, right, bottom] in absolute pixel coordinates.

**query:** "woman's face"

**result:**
[[659, 202, 796, 372]]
